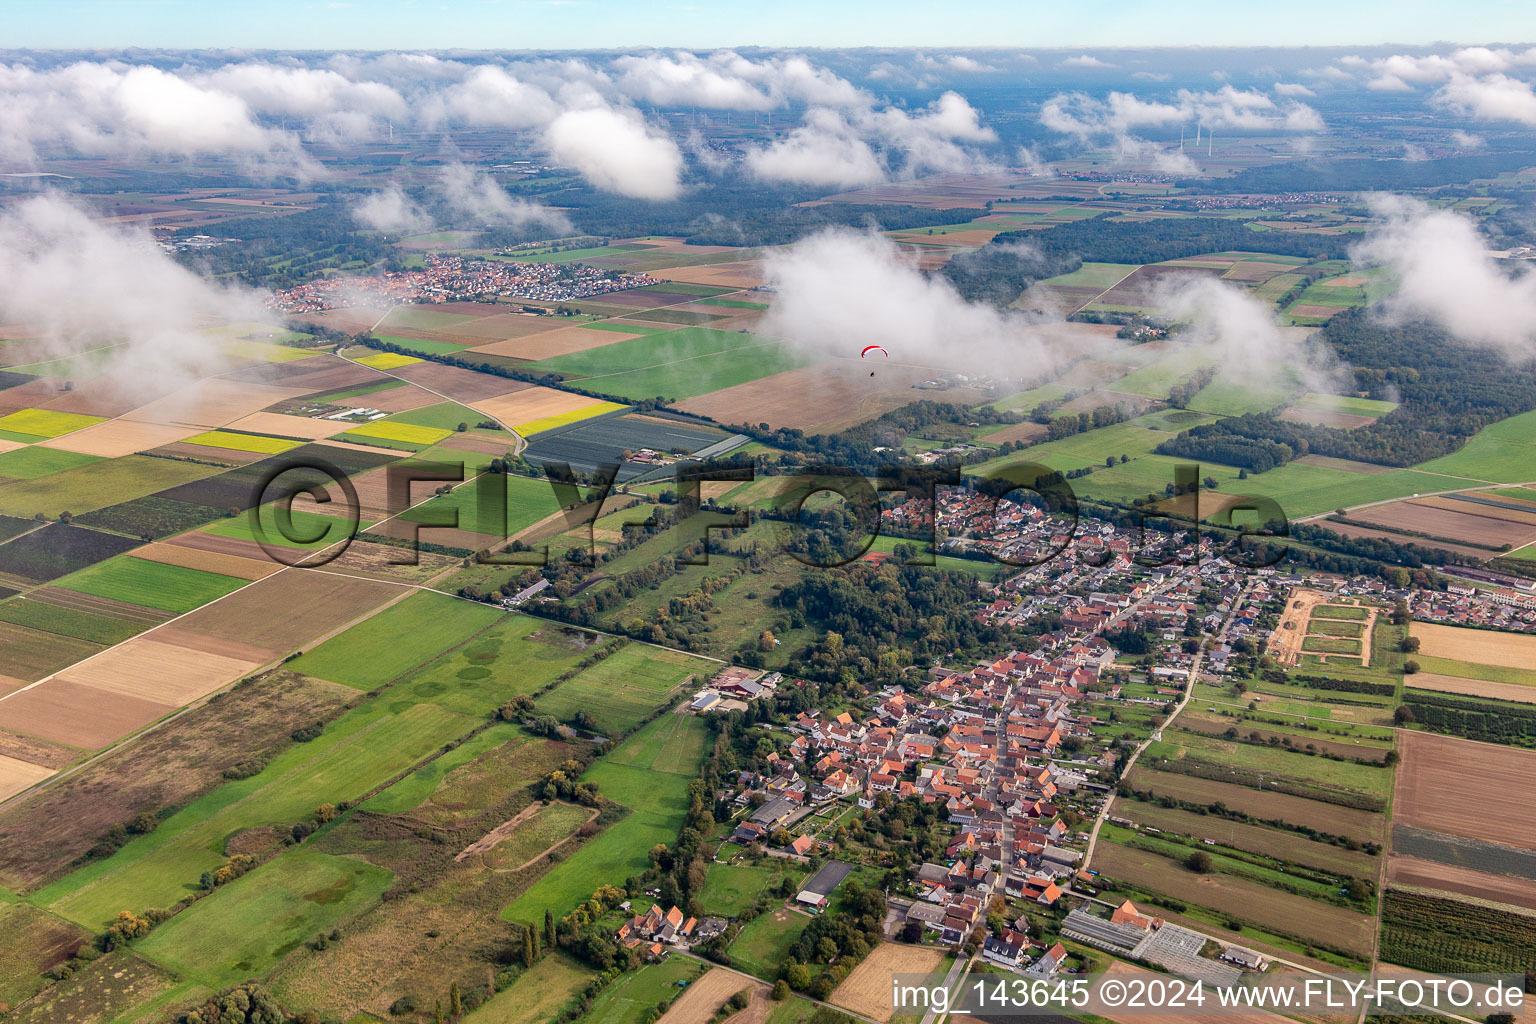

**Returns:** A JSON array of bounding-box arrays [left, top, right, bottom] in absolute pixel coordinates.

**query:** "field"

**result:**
[[699, 861, 795, 917], [656, 967, 763, 1024], [582, 958, 705, 1024], [830, 943, 945, 1022], [605, 713, 711, 775], [502, 697, 707, 925], [285, 591, 503, 690], [1407, 672, 1536, 703], [1386, 854, 1536, 912], [0, 670, 356, 893], [1393, 730, 1536, 850], [465, 953, 593, 1024], [1093, 841, 1375, 955], [52, 554, 248, 614], [0, 522, 141, 583], [36, 700, 476, 929], [466, 386, 622, 434], [1126, 767, 1384, 842], [0, 408, 106, 440], [1115, 798, 1379, 877], [136, 848, 393, 988], [0, 446, 101, 480], [727, 908, 809, 980], [182, 429, 306, 455], [1411, 621, 1536, 671], [533, 644, 707, 734]]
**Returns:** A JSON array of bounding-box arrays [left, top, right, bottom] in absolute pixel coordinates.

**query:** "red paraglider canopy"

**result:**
[[860, 345, 888, 358]]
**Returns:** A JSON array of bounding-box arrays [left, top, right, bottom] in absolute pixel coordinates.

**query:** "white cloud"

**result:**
[[1273, 81, 1316, 97], [544, 106, 684, 200], [1434, 72, 1536, 125], [612, 51, 867, 109], [436, 163, 573, 232], [1352, 194, 1536, 358], [744, 110, 885, 189], [1061, 55, 1113, 69], [759, 229, 1074, 374], [0, 193, 273, 393], [352, 184, 433, 233]]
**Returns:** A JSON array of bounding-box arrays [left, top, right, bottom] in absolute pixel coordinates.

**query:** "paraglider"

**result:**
[[861, 344, 887, 375]]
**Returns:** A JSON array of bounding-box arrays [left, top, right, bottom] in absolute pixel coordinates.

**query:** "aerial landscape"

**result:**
[[2, 3, 1536, 1023]]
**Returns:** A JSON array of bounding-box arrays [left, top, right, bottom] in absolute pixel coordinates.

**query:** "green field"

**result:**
[[502, 698, 707, 926], [375, 335, 472, 355], [0, 447, 102, 481], [1415, 408, 1536, 482], [52, 555, 247, 614], [699, 861, 795, 917], [1158, 727, 1393, 796], [136, 849, 391, 988], [579, 958, 704, 1024], [0, 455, 220, 519], [1308, 619, 1365, 638], [528, 327, 812, 402], [36, 700, 476, 929], [0, 596, 144, 644], [202, 506, 367, 552], [728, 908, 810, 980], [466, 953, 594, 1024], [603, 713, 711, 775], [380, 308, 475, 331], [384, 401, 484, 431], [1314, 604, 1371, 620], [1413, 655, 1536, 687], [534, 644, 708, 734], [358, 723, 524, 815], [400, 471, 575, 539], [286, 591, 502, 690], [1302, 635, 1362, 655]]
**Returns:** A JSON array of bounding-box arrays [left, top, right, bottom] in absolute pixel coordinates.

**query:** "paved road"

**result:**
[[920, 948, 976, 1024], [1082, 580, 1250, 869]]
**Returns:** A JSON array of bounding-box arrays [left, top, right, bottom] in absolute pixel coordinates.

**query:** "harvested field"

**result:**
[[477, 325, 641, 361], [1353, 501, 1536, 550], [1408, 674, 1536, 703], [363, 516, 502, 553], [678, 360, 987, 433], [1098, 265, 1222, 308], [121, 378, 308, 428], [166, 568, 401, 657], [657, 968, 763, 1024], [35, 419, 198, 457], [0, 753, 54, 802], [1281, 409, 1378, 429], [468, 386, 619, 431], [0, 678, 173, 749], [1411, 622, 1536, 670], [1387, 854, 1536, 912], [831, 943, 945, 1022], [1318, 520, 1499, 560], [223, 411, 347, 440], [52, 635, 267, 707], [128, 539, 281, 580], [223, 356, 384, 392], [1394, 731, 1536, 849], [21, 586, 171, 625], [1291, 304, 1348, 318], [1127, 767, 1384, 841], [350, 382, 442, 412], [391, 361, 528, 402], [981, 421, 1049, 444], [1094, 841, 1375, 955], [653, 261, 764, 289], [308, 541, 460, 584]]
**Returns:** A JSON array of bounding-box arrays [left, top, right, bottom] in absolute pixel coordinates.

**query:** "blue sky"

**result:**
[[1, 0, 1531, 50]]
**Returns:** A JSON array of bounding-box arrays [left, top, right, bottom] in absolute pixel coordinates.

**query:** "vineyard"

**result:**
[[1379, 890, 1536, 976]]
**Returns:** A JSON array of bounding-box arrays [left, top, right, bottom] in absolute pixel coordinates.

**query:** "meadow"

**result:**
[[728, 908, 810, 980], [0, 455, 220, 519], [465, 953, 593, 1024], [528, 327, 812, 402], [135, 848, 392, 988], [0, 447, 102, 480], [533, 643, 708, 734], [284, 591, 502, 690]]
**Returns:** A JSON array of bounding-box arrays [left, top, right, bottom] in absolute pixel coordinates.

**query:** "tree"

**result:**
[[456, 422, 468, 432], [1400, 636, 1421, 653], [1404, 660, 1420, 675], [545, 908, 556, 947], [1394, 705, 1417, 724], [1185, 851, 1213, 873], [771, 979, 791, 1001], [316, 802, 336, 824], [450, 981, 462, 1018], [787, 963, 812, 990]]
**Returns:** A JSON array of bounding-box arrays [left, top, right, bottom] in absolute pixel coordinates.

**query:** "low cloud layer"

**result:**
[[353, 163, 574, 235], [1352, 195, 1536, 357], [1328, 47, 1536, 126], [758, 229, 1079, 375], [0, 193, 273, 392]]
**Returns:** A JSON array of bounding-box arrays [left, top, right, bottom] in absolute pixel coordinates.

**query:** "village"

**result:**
[[267, 252, 657, 313]]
